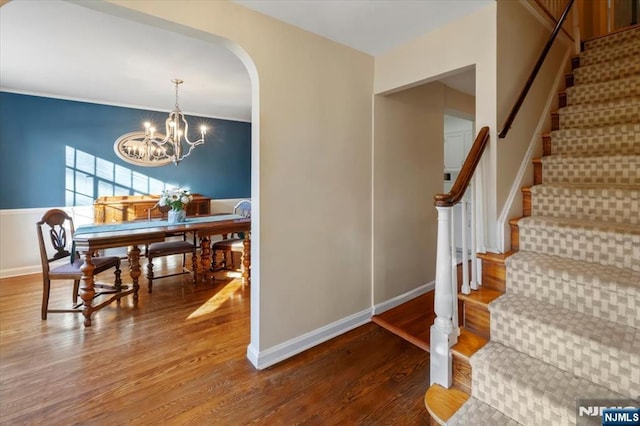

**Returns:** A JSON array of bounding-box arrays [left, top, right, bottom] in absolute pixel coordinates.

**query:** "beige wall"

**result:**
[[373, 83, 474, 303], [496, 0, 572, 249], [375, 1, 572, 252], [98, 0, 374, 355], [375, 4, 499, 251]]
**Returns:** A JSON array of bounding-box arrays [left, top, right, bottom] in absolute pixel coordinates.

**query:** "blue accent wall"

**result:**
[[0, 92, 251, 209]]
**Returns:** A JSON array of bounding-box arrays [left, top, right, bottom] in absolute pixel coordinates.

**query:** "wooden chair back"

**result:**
[[36, 208, 75, 275], [36, 208, 123, 320]]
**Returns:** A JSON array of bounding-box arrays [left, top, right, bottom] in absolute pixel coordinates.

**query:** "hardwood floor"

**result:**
[[372, 292, 434, 351], [0, 256, 430, 425], [372, 262, 469, 352]]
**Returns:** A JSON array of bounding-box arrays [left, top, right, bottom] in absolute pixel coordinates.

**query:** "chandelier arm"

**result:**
[[177, 112, 203, 146], [177, 140, 205, 162]]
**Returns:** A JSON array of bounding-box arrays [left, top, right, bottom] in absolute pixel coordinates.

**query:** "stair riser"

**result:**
[[566, 76, 640, 106], [558, 106, 640, 129], [506, 267, 640, 328], [540, 156, 640, 186], [463, 305, 490, 340], [490, 297, 640, 399], [478, 254, 508, 293], [527, 190, 640, 225], [573, 57, 640, 85], [547, 126, 640, 156], [579, 39, 640, 66], [583, 27, 640, 51], [453, 356, 472, 395], [518, 225, 640, 272]]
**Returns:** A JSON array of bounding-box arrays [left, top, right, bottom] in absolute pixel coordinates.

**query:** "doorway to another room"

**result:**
[[444, 114, 474, 263]]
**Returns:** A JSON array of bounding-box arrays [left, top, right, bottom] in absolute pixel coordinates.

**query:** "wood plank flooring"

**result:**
[[0, 256, 431, 425], [371, 292, 434, 351]]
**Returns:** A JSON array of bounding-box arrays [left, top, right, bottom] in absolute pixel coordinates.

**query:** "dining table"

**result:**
[[72, 214, 251, 327]]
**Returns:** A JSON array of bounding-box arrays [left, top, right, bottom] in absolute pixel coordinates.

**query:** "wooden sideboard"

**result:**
[[94, 194, 211, 223]]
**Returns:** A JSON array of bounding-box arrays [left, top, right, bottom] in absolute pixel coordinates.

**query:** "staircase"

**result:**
[[427, 26, 640, 425]]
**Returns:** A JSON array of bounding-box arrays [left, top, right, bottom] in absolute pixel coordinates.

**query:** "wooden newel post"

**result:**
[[430, 205, 456, 388]]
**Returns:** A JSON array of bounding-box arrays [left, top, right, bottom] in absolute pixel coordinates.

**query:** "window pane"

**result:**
[[65, 167, 74, 192], [76, 150, 95, 175], [65, 190, 74, 207], [97, 181, 114, 197], [75, 171, 93, 197], [96, 158, 114, 180], [75, 193, 94, 207], [65, 146, 75, 168], [114, 185, 130, 196], [132, 172, 148, 193], [114, 165, 131, 188], [149, 178, 165, 194]]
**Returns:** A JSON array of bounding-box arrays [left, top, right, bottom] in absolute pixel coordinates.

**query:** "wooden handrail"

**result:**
[[434, 126, 490, 207], [533, 0, 575, 41], [498, 0, 575, 139]]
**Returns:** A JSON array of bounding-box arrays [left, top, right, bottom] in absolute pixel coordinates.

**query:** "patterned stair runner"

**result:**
[[447, 25, 640, 426]]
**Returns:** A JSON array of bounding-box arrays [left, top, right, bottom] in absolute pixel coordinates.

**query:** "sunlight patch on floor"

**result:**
[[187, 279, 242, 319]]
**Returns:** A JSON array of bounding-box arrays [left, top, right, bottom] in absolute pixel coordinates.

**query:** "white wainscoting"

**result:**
[[0, 199, 246, 279]]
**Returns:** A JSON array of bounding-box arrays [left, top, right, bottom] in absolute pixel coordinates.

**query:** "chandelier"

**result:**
[[114, 79, 206, 167]]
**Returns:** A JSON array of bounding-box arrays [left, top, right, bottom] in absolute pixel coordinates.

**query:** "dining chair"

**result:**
[[211, 200, 251, 272], [36, 208, 123, 320], [145, 204, 197, 293]]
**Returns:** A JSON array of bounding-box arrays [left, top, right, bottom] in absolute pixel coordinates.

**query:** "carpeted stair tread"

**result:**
[[572, 55, 640, 85], [446, 396, 521, 426], [539, 154, 640, 185], [489, 294, 640, 398], [583, 25, 640, 52], [506, 251, 640, 328], [528, 183, 640, 224], [557, 96, 640, 129], [566, 74, 640, 106], [548, 123, 640, 156], [470, 342, 628, 425], [516, 216, 640, 271], [579, 35, 640, 66]]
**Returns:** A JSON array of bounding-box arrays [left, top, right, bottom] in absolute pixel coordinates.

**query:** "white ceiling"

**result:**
[[0, 0, 487, 122], [233, 0, 491, 56]]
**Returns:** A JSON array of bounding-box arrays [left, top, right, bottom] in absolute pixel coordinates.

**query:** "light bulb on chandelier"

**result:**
[[114, 79, 207, 167]]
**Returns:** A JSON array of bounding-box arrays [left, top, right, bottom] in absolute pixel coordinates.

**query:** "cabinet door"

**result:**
[[134, 202, 163, 219]]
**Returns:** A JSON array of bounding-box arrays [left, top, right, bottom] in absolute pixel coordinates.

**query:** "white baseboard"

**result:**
[[246, 282, 436, 369], [371, 281, 435, 315], [245, 307, 372, 370]]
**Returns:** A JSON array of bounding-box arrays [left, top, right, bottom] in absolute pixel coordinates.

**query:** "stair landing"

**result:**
[[372, 291, 434, 351]]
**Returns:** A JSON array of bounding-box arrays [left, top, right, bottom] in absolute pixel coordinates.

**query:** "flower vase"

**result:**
[[168, 209, 186, 224]]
